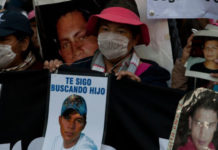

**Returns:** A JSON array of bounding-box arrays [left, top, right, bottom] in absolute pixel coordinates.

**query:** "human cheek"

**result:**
[[82, 36, 98, 54], [75, 121, 83, 130], [191, 127, 199, 140], [60, 50, 75, 63], [60, 122, 68, 138]]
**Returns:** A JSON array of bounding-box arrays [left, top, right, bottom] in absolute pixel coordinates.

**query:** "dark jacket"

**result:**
[[59, 56, 170, 87]]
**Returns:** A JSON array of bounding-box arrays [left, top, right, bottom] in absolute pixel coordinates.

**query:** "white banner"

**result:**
[[135, 0, 174, 86], [34, 0, 70, 6], [147, 0, 218, 19], [0, 0, 6, 8], [42, 73, 109, 150]]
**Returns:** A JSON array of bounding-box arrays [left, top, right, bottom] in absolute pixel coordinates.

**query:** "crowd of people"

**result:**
[[1, 0, 218, 149], [1, 0, 218, 90]]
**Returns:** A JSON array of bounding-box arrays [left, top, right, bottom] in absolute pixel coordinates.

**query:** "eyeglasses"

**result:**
[[193, 119, 217, 129], [203, 46, 218, 52]]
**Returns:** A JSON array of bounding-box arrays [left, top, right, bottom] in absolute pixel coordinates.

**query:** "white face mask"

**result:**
[[0, 44, 16, 69], [97, 32, 129, 60]]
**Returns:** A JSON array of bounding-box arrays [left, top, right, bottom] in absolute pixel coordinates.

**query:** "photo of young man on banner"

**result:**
[[52, 94, 97, 150], [34, 0, 102, 62], [168, 88, 218, 150], [42, 73, 109, 150]]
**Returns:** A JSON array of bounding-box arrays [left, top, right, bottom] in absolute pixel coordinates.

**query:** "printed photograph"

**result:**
[[168, 88, 218, 150], [185, 24, 218, 82], [34, 0, 103, 61], [42, 73, 109, 150]]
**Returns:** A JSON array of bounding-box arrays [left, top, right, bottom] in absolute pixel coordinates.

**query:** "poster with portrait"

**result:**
[[184, 25, 218, 82], [33, 0, 103, 61], [167, 88, 218, 150], [42, 73, 109, 150]]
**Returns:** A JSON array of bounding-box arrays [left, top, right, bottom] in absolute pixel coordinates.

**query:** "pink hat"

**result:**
[[209, 19, 218, 26], [86, 7, 150, 45], [28, 10, 35, 20]]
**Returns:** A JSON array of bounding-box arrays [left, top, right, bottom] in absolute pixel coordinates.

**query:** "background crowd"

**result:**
[[0, 0, 218, 150]]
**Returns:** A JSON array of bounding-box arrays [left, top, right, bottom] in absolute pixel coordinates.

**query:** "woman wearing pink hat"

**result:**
[[59, 6, 170, 87]]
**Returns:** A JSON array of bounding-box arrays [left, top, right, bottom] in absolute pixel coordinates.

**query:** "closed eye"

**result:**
[[117, 29, 127, 34]]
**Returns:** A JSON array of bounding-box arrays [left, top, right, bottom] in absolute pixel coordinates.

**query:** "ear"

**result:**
[[80, 118, 86, 131], [20, 37, 30, 52], [59, 49, 63, 57], [81, 121, 86, 131], [189, 116, 192, 130], [59, 116, 62, 125]]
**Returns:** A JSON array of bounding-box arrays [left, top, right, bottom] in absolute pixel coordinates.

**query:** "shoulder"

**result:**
[[58, 57, 93, 73], [139, 59, 170, 87], [75, 133, 97, 150], [73, 57, 93, 66], [28, 60, 44, 70], [51, 135, 63, 150], [140, 59, 169, 73]]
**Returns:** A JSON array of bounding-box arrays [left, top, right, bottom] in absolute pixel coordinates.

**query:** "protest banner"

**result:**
[[0, 0, 6, 9], [147, 0, 218, 19], [0, 70, 184, 150], [0, 70, 50, 150], [42, 73, 109, 150], [167, 88, 218, 150]]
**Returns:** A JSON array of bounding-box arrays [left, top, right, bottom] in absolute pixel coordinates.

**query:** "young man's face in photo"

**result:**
[[56, 11, 98, 64], [203, 40, 218, 62], [189, 108, 218, 150], [59, 111, 86, 148]]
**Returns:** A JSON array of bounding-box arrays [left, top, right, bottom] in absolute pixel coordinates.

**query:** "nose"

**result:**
[[67, 120, 76, 130], [208, 48, 214, 53], [199, 126, 209, 138]]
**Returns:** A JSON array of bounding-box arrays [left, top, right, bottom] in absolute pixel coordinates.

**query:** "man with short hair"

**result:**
[[52, 94, 97, 150], [56, 10, 98, 64], [44, 9, 98, 71], [0, 9, 42, 72]]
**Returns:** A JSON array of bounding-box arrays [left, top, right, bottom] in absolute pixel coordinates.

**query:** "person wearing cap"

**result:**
[[52, 94, 97, 150], [172, 24, 218, 91], [59, 2, 170, 87], [0, 9, 43, 72]]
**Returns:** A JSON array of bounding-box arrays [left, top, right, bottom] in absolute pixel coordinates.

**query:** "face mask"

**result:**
[[0, 44, 16, 69], [97, 32, 129, 60]]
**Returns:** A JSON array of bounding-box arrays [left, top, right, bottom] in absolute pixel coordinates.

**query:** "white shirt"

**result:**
[[51, 133, 97, 150]]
